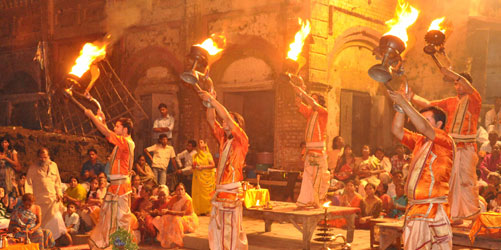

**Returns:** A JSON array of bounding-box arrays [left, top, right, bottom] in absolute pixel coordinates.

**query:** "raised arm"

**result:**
[[288, 80, 320, 110], [440, 67, 476, 94], [199, 91, 237, 131], [388, 91, 436, 140], [84, 109, 111, 138]]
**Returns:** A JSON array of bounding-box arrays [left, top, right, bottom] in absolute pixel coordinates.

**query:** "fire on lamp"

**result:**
[[280, 18, 310, 85], [180, 34, 226, 108], [64, 41, 107, 119], [368, 0, 419, 83], [424, 17, 447, 68]]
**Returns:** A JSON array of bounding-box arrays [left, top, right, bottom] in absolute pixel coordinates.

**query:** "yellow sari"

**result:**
[[192, 146, 216, 215]]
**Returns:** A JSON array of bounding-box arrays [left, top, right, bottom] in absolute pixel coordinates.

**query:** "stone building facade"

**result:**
[[0, 0, 500, 171]]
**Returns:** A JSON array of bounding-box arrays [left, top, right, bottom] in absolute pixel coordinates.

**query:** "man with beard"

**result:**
[[25, 148, 70, 244]]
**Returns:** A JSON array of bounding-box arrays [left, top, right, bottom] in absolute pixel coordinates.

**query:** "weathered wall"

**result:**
[[0, 126, 110, 181], [1, 0, 501, 171]]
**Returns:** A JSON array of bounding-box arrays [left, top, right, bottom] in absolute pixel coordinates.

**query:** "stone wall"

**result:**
[[0, 126, 111, 182], [1, 0, 501, 171]]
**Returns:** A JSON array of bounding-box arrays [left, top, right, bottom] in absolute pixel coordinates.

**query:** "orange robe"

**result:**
[[296, 101, 330, 207], [208, 121, 249, 250], [431, 90, 482, 219], [401, 128, 455, 249], [89, 133, 135, 249]]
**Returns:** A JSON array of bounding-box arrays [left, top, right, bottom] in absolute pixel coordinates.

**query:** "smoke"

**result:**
[[104, 0, 143, 45]]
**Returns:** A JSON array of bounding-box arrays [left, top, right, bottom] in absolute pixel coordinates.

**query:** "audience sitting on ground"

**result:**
[[327, 136, 345, 172], [63, 202, 79, 244], [388, 183, 407, 219], [81, 148, 105, 182], [480, 131, 501, 154], [387, 171, 403, 199], [132, 185, 154, 242], [390, 144, 409, 174], [334, 145, 357, 181], [63, 176, 87, 207], [9, 193, 56, 250], [376, 182, 392, 217], [0, 187, 10, 218], [131, 174, 143, 203], [358, 183, 382, 228], [152, 182, 198, 249], [479, 144, 501, 181], [80, 177, 103, 231], [134, 155, 156, 186], [490, 192, 501, 212]]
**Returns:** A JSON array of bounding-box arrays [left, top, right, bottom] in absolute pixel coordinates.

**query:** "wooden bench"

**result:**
[[244, 201, 359, 250], [377, 221, 501, 250]]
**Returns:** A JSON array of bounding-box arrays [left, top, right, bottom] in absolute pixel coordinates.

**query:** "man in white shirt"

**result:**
[[153, 103, 175, 143], [485, 96, 501, 135], [480, 131, 501, 153], [175, 140, 198, 195], [144, 134, 177, 187]]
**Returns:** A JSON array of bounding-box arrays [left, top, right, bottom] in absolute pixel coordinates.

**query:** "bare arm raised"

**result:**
[[388, 90, 436, 140]]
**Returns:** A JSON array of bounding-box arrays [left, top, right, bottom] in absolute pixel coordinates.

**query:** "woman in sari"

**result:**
[[191, 139, 216, 215], [8, 193, 55, 250], [0, 136, 21, 194], [63, 176, 87, 207], [334, 145, 357, 181], [134, 155, 156, 185], [153, 183, 199, 249]]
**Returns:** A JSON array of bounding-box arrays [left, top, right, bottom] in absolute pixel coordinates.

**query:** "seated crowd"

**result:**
[[1, 128, 501, 248], [326, 135, 501, 228], [0, 135, 214, 249]]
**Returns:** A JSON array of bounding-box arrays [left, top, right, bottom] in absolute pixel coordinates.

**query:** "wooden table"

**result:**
[[244, 201, 359, 250], [377, 221, 501, 250]]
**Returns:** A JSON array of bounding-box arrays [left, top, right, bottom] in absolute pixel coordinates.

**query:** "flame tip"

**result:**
[[383, 0, 420, 46], [286, 18, 311, 61], [69, 42, 107, 77]]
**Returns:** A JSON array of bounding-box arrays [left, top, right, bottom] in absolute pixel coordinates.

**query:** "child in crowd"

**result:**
[[80, 177, 102, 230], [64, 202, 80, 235]]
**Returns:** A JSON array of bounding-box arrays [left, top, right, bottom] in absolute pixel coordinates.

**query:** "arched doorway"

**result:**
[[218, 56, 275, 153], [328, 27, 393, 154]]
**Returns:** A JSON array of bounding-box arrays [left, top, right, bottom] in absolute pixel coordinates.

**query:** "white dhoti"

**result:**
[[39, 199, 66, 240], [208, 183, 248, 250], [296, 150, 330, 207], [403, 204, 452, 250], [448, 144, 480, 219], [89, 192, 131, 249]]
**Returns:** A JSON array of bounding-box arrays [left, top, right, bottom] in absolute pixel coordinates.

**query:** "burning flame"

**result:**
[[70, 42, 107, 78], [383, 0, 420, 46], [256, 200, 260, 206], [195, 34, 226, 56], [323, 201, 331, 208], [287, 18, 311, 61], [428, 17, 446, 33]]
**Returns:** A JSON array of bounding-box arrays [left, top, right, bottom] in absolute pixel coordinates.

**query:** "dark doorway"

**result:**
[[223, 90, 275, 153], [2, 71, 41, 130], [339, 89, 371, 155]]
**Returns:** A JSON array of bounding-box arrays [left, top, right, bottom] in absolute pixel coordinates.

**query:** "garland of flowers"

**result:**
[[110, 227, 138, 250]]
